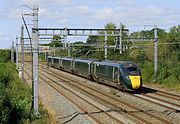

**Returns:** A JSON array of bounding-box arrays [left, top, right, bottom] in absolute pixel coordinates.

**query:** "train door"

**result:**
[[113, 66, 120, 83]]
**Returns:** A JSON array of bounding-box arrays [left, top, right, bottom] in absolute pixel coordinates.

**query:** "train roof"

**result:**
[[94, 60, 138, 67], [53, 57, 61, 59], [93, 61, 120, 66], [103, 60, 137, 64], [47, 56, 138, 67], [115, 61, 137, 65], [47, 56, 53, 58], [61, 57, 74, 60], [48, 56, 61, 59], [74, 58, 94, 63]]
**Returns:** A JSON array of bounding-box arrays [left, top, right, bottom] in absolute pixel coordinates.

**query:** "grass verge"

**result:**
[[0, 62, 53, 124]]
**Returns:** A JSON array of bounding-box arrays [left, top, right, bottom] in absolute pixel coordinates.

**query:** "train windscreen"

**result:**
[[124, 64, 140, 76]]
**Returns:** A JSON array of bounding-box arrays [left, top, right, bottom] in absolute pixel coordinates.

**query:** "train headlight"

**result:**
[[126, 76, 130, 80]]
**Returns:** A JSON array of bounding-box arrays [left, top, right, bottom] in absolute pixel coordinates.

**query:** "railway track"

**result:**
[[133, 93, 180, 111], [129, 86, 180, 114], [141, 86, 180, 101], [33, 62, 177, 124], [23, 62, 180, 123], [24, 63, 125, 124]]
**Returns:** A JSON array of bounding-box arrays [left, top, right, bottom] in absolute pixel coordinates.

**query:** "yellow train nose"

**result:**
[[129, 76, 141, 89]]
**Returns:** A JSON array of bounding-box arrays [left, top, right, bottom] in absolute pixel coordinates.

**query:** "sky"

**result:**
[[0, 0, 180, 48]]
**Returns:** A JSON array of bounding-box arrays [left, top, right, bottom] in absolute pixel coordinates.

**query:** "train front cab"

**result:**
[[121, 63, 142, 90]]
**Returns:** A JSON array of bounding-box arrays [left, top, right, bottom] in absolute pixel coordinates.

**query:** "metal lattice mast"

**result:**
[[68, 40, 71, 57], [154, 26, 158, 79], [64, 27, 67, 48], [32, 5, 39, 115], [105, 31, 107, 60], [16, 36, 19, 70], [119, 24, 122, 54], [11, 41, 14, 62], [21, 26, 24, 81], [53, 44, 55, 56]]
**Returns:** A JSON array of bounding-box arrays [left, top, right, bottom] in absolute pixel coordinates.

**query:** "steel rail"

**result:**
[[142, 86, 180, 100], [143, 94, 180, 108], [24, 63, 123, 124], [38, 63, 173, 124], [24, 65, 103, 124]]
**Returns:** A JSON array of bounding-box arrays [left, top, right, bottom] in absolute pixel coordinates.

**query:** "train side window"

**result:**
[[114, 67, 119, 79], [48, 58, 51, 62]]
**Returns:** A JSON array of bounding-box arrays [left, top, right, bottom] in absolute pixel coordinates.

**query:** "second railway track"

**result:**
[[141, 86, 180, 101], [41, 63, 178, 123], [24, 62, 180, 123], [24, 63, 127, 124]]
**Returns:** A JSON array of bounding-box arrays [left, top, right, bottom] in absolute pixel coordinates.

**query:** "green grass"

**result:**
[[0, 62, 52, 123]]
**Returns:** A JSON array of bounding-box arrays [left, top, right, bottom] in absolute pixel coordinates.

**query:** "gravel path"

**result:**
[[39, 77, 95, 124], [23, 63, 95, 124]]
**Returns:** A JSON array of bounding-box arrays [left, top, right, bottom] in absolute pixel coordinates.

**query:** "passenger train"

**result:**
[[47, 56, 142, 91]]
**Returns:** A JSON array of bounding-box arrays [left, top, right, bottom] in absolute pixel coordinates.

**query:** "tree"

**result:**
[[169, 25, 180, 41], [0, 50, 10, 63], [105, 22, 116, 45], [130, 32, 140, 38], [50, 35, 63, 47], [86, 35, 99, 44], [72, 41, 94, 57], [105, 22, 116, 29], [97, 22, 117, 45]]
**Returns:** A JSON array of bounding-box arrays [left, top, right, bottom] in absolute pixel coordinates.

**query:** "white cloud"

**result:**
[[76, 5, 91, 15], [21, 0, 72, 7], [57, 19, 69, 24], [1, 0, 180, 49], [5, 0, 178, 28], [0, 32, 4, 36], [87, 3, 180, 28], [8, 8, 22, 19], [116, 0, 134, 6], [39, 7, 70, 20], [39, 5, 92, 25], [92, 7, 113, 20], [0, 31, 14, 38], [0, 31, 14, 45]]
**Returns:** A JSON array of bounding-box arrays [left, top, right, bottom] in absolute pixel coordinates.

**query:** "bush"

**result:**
[[169, 64, 180, 82], [0, 63, 31, 123], [0, 63, 16, 87], [0, 71, 13, 87], [0, 88, 10, 124], [141, 61, 154, 82], [0, 50, 11, 63], [0, 62, 52, 123]]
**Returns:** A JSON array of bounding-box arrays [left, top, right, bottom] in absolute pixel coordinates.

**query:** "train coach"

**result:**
[[73, 59, 94, 78], [47, 56, 142, 91]]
